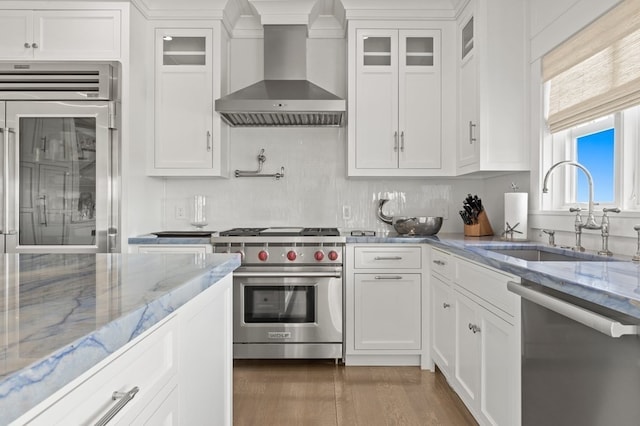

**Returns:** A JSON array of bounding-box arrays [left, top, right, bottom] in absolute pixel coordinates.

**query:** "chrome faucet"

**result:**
[[542, 161, 600, 230]]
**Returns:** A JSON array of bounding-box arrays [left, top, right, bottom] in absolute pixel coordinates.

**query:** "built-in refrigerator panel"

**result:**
[[1, 101, 113, 253]]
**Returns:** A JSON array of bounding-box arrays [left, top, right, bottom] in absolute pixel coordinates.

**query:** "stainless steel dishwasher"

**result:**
[[508, 280, 640, 426]]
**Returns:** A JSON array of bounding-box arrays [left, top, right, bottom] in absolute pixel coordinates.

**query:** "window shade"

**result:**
[[543, 0, 640, 133]]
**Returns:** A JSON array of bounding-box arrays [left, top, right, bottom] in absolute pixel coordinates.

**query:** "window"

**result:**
[[574, 122, 615, 204], [540, 0, 640, 213]]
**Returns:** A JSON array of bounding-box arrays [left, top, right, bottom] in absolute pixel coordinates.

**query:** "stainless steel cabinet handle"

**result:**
[[41, 136, 47, 152], [507, 281, 639, 337], [24, 42, 31, 48], [374, 275, 403, 280], [432, 260, 446, 266], [206, 130, 212, 152], [469, 121, 477, 144], [94, 386, 140, 426], [443, 302, 451, 308], [393, 131, 399, 152], [400, 131, 405, 152], [374, 256, 403, 261], [468, 323, 480, 333], [31, 42, 38, 49]]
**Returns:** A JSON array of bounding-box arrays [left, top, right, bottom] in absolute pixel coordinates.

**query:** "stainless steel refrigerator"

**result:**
[[0, 63, 119, 253]]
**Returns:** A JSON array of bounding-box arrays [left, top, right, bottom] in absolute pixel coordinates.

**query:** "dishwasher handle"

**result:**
[[507, 281, 639, 338]]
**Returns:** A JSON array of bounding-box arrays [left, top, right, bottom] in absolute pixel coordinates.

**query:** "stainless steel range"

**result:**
[[212, 227, 345, 360]]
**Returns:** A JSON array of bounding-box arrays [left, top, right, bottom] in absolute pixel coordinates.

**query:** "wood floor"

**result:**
[[233, 360, 478, 426]]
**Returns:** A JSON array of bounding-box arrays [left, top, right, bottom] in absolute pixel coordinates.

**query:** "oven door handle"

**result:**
[[234, 271, 342, 279], [507, 281, 639, 338]]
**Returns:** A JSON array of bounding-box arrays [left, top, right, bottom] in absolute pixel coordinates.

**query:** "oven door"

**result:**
[[233, 266, 343, 345]]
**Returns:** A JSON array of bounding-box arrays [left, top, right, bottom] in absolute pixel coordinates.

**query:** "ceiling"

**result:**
[[132, 0, 466, 37]]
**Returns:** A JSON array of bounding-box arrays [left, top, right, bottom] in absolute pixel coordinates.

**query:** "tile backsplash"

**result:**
[[157, 128, 521, 235]]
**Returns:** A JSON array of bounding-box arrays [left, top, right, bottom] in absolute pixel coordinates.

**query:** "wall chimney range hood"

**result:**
[[215, 25, 346, 127]]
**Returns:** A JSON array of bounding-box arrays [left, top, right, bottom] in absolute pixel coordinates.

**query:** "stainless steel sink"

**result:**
[[487, 248, 613, 262]]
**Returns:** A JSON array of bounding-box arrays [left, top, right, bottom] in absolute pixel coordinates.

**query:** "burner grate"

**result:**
[[300, 228, 340, 236], [219, 228, 266, 236]]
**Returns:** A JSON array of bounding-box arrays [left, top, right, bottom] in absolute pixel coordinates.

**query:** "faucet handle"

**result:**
[[542, 229, 556, 246], [569, 207, 582, 213], [603, 207, 621, 214]]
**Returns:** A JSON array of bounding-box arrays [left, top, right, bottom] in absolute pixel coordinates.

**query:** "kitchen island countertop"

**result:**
[[0, 252, 240, 424]]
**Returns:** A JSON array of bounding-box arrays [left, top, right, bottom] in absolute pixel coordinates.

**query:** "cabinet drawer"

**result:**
[[27, 316, 178, 425], [354, 246, 421, 269], [454, 256, 518, 317], [430, 247, 452, 279]]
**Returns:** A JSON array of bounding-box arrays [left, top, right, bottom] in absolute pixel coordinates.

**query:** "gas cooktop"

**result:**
[[219, 227, 340, 237]]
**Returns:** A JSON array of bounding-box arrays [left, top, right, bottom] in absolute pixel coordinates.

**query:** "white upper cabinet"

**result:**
[[148, 25, 228, 177], [456, 0, 528, 175], [348, 22, 452, 177], [0, 10, 121, 60]]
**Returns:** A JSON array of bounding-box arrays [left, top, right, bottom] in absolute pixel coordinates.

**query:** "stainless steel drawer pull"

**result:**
[[95, 386, 140, 426], [393, 131, 399, 152], [374, 256, 403, 261], [442, 302, 451, 309], [432, 260, 446, 266], [206, 130, 212, 152], [374, 276, 403, 280]]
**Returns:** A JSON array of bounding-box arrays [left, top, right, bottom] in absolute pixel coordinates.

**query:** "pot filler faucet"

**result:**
[[542, 160, 620, 254]]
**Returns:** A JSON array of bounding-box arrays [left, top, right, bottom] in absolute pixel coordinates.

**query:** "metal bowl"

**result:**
[[377, 199, 443, 235], [391, 216, 443, 236]]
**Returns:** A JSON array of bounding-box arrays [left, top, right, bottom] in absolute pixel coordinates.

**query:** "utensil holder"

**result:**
[[464, 210, 494, 237]]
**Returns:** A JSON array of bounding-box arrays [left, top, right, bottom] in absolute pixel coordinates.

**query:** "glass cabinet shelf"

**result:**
[[162, 36, 206, 66]]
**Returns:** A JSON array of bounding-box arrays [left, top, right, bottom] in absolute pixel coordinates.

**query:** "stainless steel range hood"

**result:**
[[215, 25, 345, 127]]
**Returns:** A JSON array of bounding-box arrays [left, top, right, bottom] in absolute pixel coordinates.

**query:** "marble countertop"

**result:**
[[129, 229, 640, 316], [0, 252, 240, 424], [348, 232, 640, 319]]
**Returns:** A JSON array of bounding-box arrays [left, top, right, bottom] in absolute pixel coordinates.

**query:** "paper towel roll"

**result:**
[[504, 193, 528, 240]]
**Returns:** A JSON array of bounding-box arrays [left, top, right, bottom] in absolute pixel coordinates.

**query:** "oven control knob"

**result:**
[[286, 250, 297, 261], [258, 250, 269, 261], [328, 250, 339, 261], [314, 251, 325, 261]]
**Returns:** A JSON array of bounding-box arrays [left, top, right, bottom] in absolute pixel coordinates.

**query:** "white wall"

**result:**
[[154, 36, 523, 236]]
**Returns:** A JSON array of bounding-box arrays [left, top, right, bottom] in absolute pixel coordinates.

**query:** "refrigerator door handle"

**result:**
[[2, 126, 8, 235]]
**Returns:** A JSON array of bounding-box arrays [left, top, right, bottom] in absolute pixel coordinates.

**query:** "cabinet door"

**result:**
[[479, 305, 516, 426], [398, 30, 441, 169], [431, 275, 454, 376], [0, 10, 33, 59], [354, 29, 398, 170], [453, 290, 480, 409], [354, 273, 421, 350], [33, 10, 121, 60], [457, 10, 479, 169], [153, 28, 215, 171]]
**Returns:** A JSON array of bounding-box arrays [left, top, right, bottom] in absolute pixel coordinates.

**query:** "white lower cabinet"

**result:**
[[429, 246, 520, 426], [346, 244, 429, 367], [354, 273, 421, 350], [453, 288, 517, 426], [14, 274, 233, 426], [430, 274, 454, 379]]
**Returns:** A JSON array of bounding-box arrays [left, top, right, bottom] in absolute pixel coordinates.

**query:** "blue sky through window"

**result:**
[[576, 128, 614, 203]]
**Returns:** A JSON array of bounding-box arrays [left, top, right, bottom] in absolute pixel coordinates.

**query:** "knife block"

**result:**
[[464, 210, 494, 237]]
